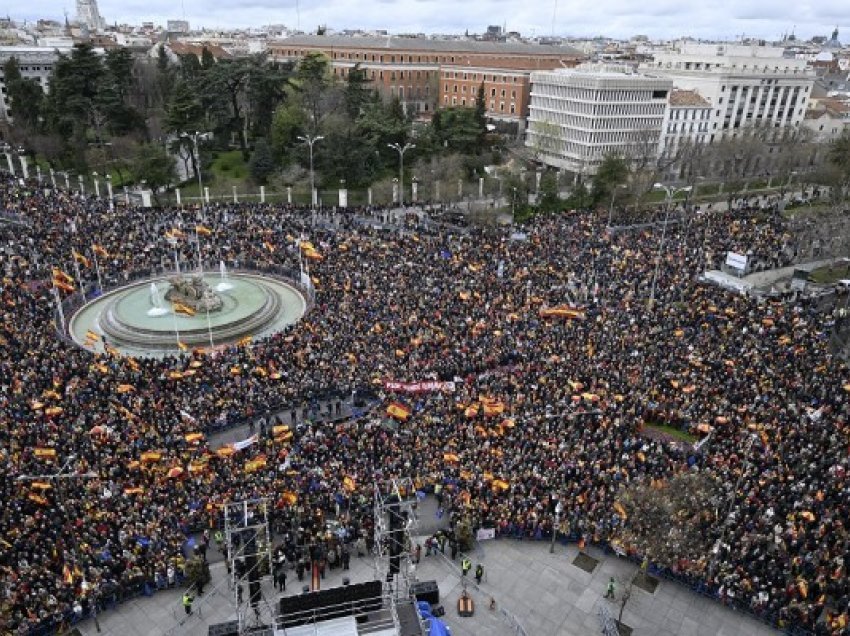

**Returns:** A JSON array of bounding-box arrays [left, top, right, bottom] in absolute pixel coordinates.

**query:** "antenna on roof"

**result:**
[[551, 0, 557, 36]]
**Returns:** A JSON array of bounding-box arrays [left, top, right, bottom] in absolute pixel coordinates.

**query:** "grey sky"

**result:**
[[17, 0, 847, 41]]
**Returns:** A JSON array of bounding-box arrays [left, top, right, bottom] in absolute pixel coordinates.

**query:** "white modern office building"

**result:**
[[641, 42, 816, 140], [658, 89, 712, 159], [526, 63, 672, 174]]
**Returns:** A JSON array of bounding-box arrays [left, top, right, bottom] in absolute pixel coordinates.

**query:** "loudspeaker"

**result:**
[[410, 580, 439, 605], [208, 620, 238, 636]]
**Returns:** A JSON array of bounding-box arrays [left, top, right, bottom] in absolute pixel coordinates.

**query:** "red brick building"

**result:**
[[268, 35, 582, 126]]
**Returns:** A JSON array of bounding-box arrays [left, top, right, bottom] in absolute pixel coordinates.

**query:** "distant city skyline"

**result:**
[[11, 0, 848, 42]]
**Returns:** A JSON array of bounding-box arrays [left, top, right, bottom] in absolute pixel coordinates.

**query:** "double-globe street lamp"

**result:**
[[297, 134, 324, 209], [388, 142, 415, 205], [648, 183, 692, 307], [181, 131, 211, 214]]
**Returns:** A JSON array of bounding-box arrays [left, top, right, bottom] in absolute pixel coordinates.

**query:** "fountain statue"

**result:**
[[164, 274, 224, 313], [216, 260, 234, 292], [147, 282, 169, 317]]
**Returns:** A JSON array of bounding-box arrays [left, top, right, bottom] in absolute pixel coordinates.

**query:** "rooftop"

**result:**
[[270, 34, 581, 57]]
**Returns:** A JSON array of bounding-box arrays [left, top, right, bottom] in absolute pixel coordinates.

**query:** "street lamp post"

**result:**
[[297, 134, 324, 209], [92, 172, 100, 198], [607, 184, 628, 227], [78, 174, 85, 196], [550, 501, 563, 553], [181, 131, 210, 217], [387, 142, 415, 205], [648, 183, 692, 307], [105, 174, 114, 211]]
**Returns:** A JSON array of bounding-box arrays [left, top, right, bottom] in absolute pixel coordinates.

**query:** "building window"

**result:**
[[491, 88, 496, 97]]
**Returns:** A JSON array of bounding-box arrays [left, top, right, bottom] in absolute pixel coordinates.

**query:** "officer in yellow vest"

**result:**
[[182, 591, 194, 615], [461, 557, 472, 577]]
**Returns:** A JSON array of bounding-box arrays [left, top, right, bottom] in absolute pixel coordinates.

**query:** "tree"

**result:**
[[615, 471, 723, 569], [828, 130, 850, 200], [3, 57, 44, 133], [201, 47, 216, 70], [133, 143, 176, 198], [537, 170, 561, 212], [249, 138, 275, 184], [344, 63, 373, 119], [591, 154, 630, 205]]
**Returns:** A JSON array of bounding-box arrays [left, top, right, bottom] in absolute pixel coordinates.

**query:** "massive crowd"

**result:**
[[0, 175, 848, 635]]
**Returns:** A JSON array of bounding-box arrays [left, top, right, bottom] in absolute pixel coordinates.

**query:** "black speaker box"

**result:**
[[410, 580, 439, 605]]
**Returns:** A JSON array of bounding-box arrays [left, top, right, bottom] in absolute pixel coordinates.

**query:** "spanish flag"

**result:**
[[52, 268, 75, 292], [480, 397, 505, 417], [280, 491, 297, 506], [34, 448, 57, 459], [165, 228, 186, 240], [72, 250, 90, 268], [140, 451, 162, 463], [85, 330, 101, 342], [386, 402, 411, 421], [123, 487, 144, 495], [29, 493, 49, 506], [31, 481, 52, 491], [245, 455, 267, 473], [184, 432, 204, 444], [343, 476, 356, 492], [263, 241, 275, 253], [238, 335, 253, 347], [177, 340, 188, 351], [63, 564, 74, 584], [116, 384, 133, 394], [492, 479, 510, 492], [173, 302, 196, 317], [302, 246, 323, 261], [195, 224, 212, 236], [92, 244, 109, 258], [443, 452, 460, 463], [613, 502, 628, 519]]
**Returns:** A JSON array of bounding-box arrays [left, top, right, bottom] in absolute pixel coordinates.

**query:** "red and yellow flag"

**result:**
[[386, 402, 411, 421], [34, 448, 57, 459], [72, 250, 90, 268], [173, 302, 196, 317], [92, 244, 109, 258], [195, 225, 213, 236]]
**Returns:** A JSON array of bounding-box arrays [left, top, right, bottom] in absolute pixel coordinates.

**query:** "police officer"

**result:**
[[474, 563, 484, 585], [461, 557, 472, 577], [182, 591, 194, 615]]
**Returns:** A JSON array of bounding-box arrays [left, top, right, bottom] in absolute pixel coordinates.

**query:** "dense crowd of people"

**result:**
[[0, 174, 848, 635]]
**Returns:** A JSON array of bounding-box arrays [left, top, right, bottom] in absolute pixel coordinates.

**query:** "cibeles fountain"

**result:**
[[69, 269, 308, 357]]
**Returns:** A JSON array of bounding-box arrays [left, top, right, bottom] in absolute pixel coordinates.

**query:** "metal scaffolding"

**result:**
[[373, 477, 419, 606], [224, 498, 276, 634]]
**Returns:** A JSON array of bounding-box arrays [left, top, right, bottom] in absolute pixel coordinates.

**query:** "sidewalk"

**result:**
[[73, 498, 779, 636]]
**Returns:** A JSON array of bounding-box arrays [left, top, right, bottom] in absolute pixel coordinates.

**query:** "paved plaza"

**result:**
[[73, 496, 778, 636]]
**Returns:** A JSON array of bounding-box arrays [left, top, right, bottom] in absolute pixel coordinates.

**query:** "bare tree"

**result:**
[[615, 470, 723, 569]]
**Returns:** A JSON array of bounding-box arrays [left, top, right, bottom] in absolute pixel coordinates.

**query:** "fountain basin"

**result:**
[[69, 272, 307, 357]]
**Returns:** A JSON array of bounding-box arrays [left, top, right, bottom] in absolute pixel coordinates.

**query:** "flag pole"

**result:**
[[90, 248, 103, 294], [170, 303, 182, 351], [195, 224, 214, 348], [52, 285, 66, 335], [71, 258, 84, 304]]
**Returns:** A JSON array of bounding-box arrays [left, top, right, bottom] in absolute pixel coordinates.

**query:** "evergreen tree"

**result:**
[[248, 138, 275, 184], [2, 57, 43, 133]]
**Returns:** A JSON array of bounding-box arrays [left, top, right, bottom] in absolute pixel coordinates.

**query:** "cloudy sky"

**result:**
[[16, 0, 847, 41]]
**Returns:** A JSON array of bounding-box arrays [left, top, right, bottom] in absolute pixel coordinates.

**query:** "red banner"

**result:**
[[384, 380, 456, 393]]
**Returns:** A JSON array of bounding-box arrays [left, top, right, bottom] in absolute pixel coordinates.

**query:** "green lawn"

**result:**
[[211, 150, 249, 181], [644, 423, 698, 444], [808, 264, 850, 284]]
